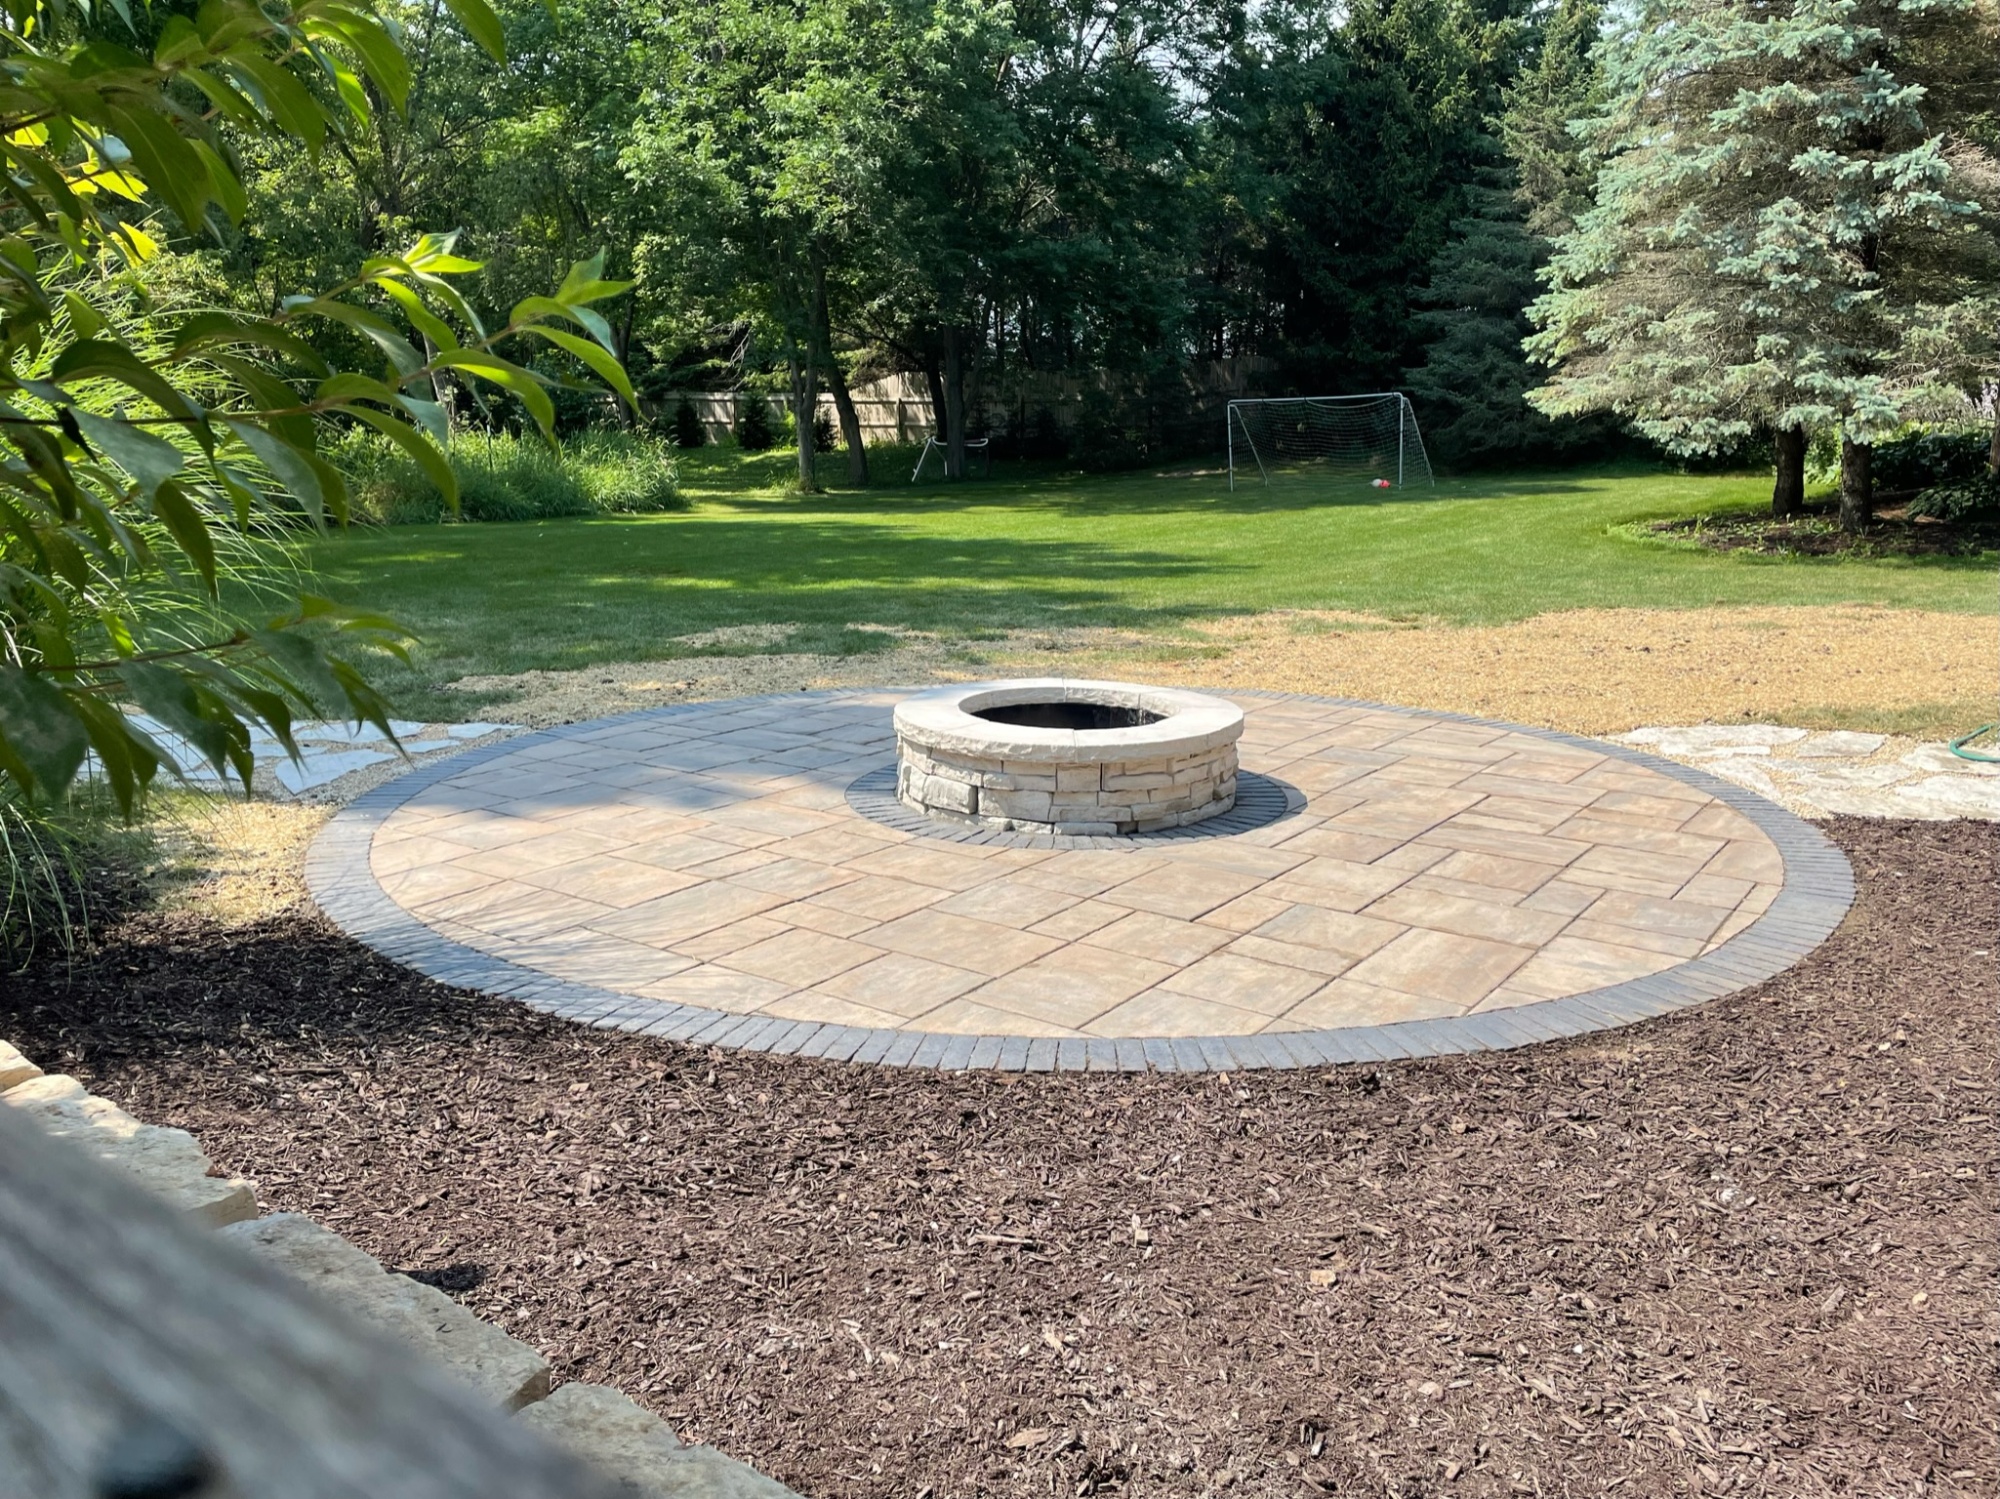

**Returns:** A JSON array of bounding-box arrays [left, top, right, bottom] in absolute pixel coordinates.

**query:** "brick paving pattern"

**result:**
[[307, 691, 1852, 1069]]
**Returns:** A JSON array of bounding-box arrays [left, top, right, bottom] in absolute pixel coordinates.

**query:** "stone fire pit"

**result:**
[[892, 679, 1244, 835]]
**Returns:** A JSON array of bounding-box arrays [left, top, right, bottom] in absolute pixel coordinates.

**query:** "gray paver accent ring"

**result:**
[[305, 688, 1856, 1072]]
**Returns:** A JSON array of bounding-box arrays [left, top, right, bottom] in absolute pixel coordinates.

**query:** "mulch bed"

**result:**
[[8, 818, 1996, 1498], [1641, 506, 1997, 558]]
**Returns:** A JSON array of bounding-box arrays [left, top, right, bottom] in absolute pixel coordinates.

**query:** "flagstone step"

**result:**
[[516, 1382, 799, 1498]]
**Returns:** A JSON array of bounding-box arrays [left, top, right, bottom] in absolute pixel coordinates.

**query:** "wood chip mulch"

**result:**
[[7, 818, 1995, 1498]]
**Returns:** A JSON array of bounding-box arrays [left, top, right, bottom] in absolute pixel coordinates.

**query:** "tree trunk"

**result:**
[[811, 262, 867, 484], [923, 353, 947, 449], [788, 342, 818, 494], [1771, 425, 1806, 518], [943, 326, 967, 481], [1989, 396, 1999, 476], [1838, 436, 1873, 532]]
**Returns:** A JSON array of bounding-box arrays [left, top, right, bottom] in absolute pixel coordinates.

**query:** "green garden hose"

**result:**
[[1949, 723, 2000, 763]]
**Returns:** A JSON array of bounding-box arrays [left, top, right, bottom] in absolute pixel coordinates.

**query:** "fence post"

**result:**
[[1397, 398, 1406, 488]]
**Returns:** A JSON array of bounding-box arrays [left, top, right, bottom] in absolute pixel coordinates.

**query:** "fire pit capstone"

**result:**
[[892, 679, 1244, 835]]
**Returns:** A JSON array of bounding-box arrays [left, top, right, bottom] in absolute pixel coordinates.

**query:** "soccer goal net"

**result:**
[[1226, 393, 1434, 490]]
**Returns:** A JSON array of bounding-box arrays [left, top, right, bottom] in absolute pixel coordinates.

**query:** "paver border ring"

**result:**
[[305, 689, 1855, 1072]]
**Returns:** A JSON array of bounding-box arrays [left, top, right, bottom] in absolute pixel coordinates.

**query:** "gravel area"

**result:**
[[9, 818, 1994, 1499], [434, 607, 1995, 740]]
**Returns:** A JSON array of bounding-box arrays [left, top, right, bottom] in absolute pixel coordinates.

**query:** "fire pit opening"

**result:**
[[970, 700, 1165, 732], [892, 679, 1246, 835]]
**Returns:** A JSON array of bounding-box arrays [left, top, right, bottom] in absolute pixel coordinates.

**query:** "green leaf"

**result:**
[[434, 349, 556, 435], [440, 0, 505, 60], [0, 666, 89, 800], [173, 310, 328, 373], [377, 277, 459, 353], [525, 325, 636, 409], [69, 693, 160, 818], [150, 479, 219, 594], [556, 253, 633, 307], [349, 406, 458, 509], [120, 661, 247, 788], [230, 54, 328, 152], [296, 299, 424, 376], [223, 418, 324, 523], [70, 410, 186, 494], [51, 339, 204, 422], [103, 104, 211, 231]]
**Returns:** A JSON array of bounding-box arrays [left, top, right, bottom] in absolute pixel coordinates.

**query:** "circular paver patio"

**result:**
[[306, 689, 1853, 1071]]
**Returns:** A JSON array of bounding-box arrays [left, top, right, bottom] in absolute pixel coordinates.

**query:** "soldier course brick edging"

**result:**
[[305, 689, 1855, 1073]]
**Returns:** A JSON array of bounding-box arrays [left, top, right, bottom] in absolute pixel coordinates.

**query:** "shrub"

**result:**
[[814, 407, 837, 451], [673, 396, 707, 449], [1908, 470, 2000, 524], [1872, 428, 1990, 492], [333, 429, 680, 524], [736, 393, 776, 451]]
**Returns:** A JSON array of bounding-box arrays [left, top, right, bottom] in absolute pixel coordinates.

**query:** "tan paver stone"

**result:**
[[1276, 979, 1464, 1029], [1151, 840, 1311, 879], [1583, 890, 1732, 940], [1013, 850, 1163, 897], [1249, 902, 1403, 958], [1265, 857, 1414, 912], [681, 847, 785, 879], [1562, 918, 1705, 958], [960, 946, 1176, 1028], [765, 826, 903, 865], [529, 936, 696, 987], [370, 834, 483, 875], [1677, 873, 1755, 909], [546, 804, 705, 842], [703, 801, 845, 839], [636, 965, 790, 1012], [1740, 882, 1779, 915], [518, 855, 705, 909], [806, 874, 950, 922], [936, 878, 1082, 930], [1459, 794, 1586, 833], [764, 989, 912, 1030], [814, 953, 988, 1016], [847, 842, 1001, 891], [662, 915, 792, 961], [1502, 936, 1678, 998], [587, 881, 792, 944], [719, 928, 884, 987], [1427, 849, 1567, 894], [379, 861, 497, 907], [1681, 803, 1764, 841], [1343, 928, 1533, 1005], [1028, 899, 1130, 940], [1454, 771, 1602, 805], [779, 901, 880, 938], [1324, 790, 1481, 840], [1552, 816, 1727, 861], [1703, 838, 1786, 883], [414, 812, 560, 853], [619, 832, 764, 871], [1371, 842, 1456, 874], [917, 997, 1086, 1037], [1584, 791, 1703, 826], [727, 856, 865, 899], [1083, 989, 1268, 1038], [451, 827, 630, 877], [1517, 880, 1605, 918], [1156, 953, 1325, 1015], [1363, 886, 1570, 948], [1080, 910, 1235, 966], [456, 888, 621, 941], [1224, 933, 1354, 977], [1097, 862, 1268, 920], [1569, 844, 1709, 891], [866, 908, 1064, 976], [1195, 892, 1298, 933]]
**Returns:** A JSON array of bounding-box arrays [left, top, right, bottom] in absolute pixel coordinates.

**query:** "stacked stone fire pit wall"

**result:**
[[893, 680, 1244, 835]]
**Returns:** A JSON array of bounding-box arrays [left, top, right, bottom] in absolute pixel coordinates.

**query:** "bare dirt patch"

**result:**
[[447, 607, 1996, 741], [9, 819, 1994, 1499]]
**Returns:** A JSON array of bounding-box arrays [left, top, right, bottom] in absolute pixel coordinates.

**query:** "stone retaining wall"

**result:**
[[1, 1037, 795, 1499]]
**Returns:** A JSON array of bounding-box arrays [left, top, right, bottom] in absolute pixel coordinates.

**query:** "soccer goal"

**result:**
[[1226, 393, 1434, 490]]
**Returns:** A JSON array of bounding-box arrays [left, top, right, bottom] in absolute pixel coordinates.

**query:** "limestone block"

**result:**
[[1054, 765, 1101, 792], [516, 1382, 797, 1498], [924, 777, 978, 815], [977, 768, 1058, 792], [5, 1075, 255, 1226], [1102, 770, 1174, 790], [222, 1213, 550, 1409], [0, 1039, 43, 1092], [980, 787, 1051, 820]]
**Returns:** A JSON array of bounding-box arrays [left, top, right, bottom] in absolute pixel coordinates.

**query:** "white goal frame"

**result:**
[[1226, 393, 1434, 491]]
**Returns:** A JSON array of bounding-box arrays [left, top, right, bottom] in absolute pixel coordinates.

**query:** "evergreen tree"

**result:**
[[1526, 0, 2000, 526], [673, 396, 707, 449], [1498, 0, 1604, 240], [736, 394, 776, 452]]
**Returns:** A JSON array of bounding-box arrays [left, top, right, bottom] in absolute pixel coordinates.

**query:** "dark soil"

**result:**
[[7, 819, 1996, 1499], [1644, 505, 1998, 558]]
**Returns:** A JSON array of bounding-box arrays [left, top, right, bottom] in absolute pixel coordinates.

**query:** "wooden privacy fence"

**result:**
[[649, 358, 1272, 447]]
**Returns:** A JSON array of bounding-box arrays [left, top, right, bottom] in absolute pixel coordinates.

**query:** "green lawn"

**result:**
[[305, 452, 1995, 714]]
